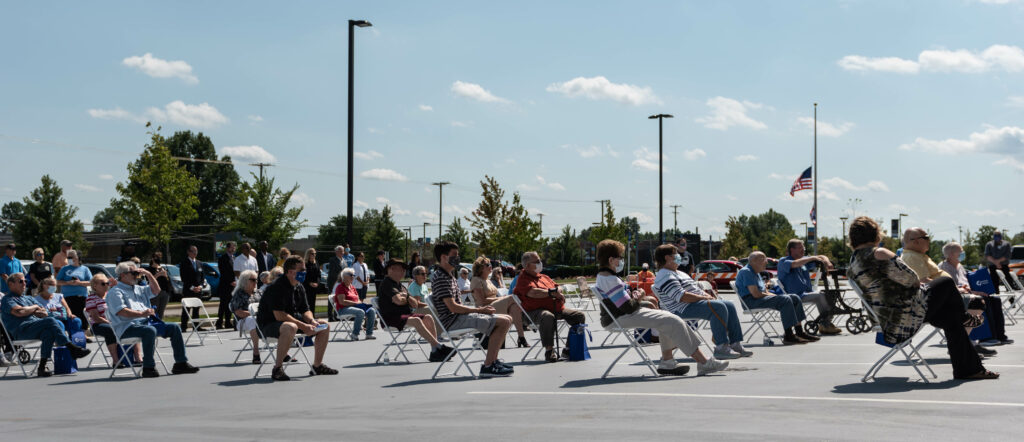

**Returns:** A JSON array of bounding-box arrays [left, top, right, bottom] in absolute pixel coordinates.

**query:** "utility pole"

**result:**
[[812, 103, 818, 255], [537, 213, 544, 234], [595, 200, 609, 226], [431, 181, 449, 238], [958, 226, 963, 244], [403, 227, 411, 260], [251, 162, 273, 180], [649, 113, 673, 244], [670, 205, 681, 233], [840, 216, 849, 245], [422, 222, 430, 258]]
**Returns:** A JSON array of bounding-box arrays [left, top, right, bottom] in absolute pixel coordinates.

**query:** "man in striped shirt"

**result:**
[[430, 241, 514, 377]]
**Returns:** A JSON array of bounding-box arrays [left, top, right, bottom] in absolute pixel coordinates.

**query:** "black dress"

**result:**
[[303, 261, 321, 316]]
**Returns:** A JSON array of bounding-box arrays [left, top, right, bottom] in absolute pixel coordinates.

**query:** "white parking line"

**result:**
[[614, 361, 1024, 368], [467, 391, 1024, 408]]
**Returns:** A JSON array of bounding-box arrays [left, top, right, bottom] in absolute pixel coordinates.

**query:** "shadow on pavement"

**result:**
[[560, 376, 686, 389], [216, 377, 276, 387], [382, 376, 482, 388], [832, 377, 966, 394]]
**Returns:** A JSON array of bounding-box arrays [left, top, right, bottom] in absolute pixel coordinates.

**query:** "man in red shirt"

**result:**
[[513, 251, 586, 362]]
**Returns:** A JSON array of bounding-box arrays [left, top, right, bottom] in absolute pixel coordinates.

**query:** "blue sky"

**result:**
[[2, 0, 1024, 244]]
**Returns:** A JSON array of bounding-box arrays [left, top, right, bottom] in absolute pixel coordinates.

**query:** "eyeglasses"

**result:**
[[9, 279, 24, 285], [483, 263, 491, 267], [912, 235, 931, 241], [34, 253, 43, 256]]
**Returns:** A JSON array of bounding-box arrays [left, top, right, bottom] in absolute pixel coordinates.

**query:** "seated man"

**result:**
[[0, 273, 90, 376], [777, 239, 841, 335], [901, 228, 993, 357], [737, 252, 819, 345], [652, 244, 751, 360], [377, 258, 452, 362], [86, 274, 141, 365], [513, 251, 586, 362], [255, 256, 337, 381], [430, 241, 514, 377], [939, 241, 1012, 347], [106, 262, 198, 378]]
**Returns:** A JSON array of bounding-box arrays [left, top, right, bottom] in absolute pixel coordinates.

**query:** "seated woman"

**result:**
[[332, 268, 377, 341], [85, 274, 141, 364], [230, 270, 262, 363], [938, 241, 1012, 346], [33, 276, 82, 336], [470, 256, 527, 348], [847, 216, 997, 380], [595, 240, 729, 376], [407, 266, 431, 315], [651, 246, 751, 360]]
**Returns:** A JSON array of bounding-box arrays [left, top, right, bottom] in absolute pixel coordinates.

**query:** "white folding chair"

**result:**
[[847, 278, 937, 383], [575, 277, 598, 311], [597, 296, 659, 379], [104, 309, 170, 378], [231, 306, 261, 364], [250, 303, 314, 379], [993, 270, 1024, 321], [370, 297, 428, 364], [327, 294, 358, 341], [594, 286, 651, 348], [730, 281, 783, 344], [1, 319, 42, 378], [82, 312, 113, 369], [774, 277, 819, 320], [424, 294, 481, 379], [180, 297, 222, 345], [508, 292, 566, 361], [561, 283, 582, 308]]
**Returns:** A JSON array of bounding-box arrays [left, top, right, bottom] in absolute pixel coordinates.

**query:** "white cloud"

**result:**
[[360, 168, 408, 182], [734, 154, 758, 162], [866, 180, 890, 192], [975, 0, 1017, 4], [898, 125, 1024, 156], [451, 81, 509, 103], [355, 200, 369, 208], [784, 190, 839, 201], [545, 76, 660, 106], [74, 184, 101, 192], [768, 172, 789, 180], [517, 184, 540, 191], [375, 197, 391, 205], [98, 174, 113, 180], [631, 158, 659, 171], [367, 127, 381, 133], [969, 209, 1014, 217], [568, 144, 619, 158], [222, 145, 276, 163], [418, 211, 438, 221], [726, 195, 738, 201], [122, 53, 198, 84], [796, 117, 854, 137], [630, 146, 663, 171], [290, 192, 314, 206], [451, 121, 471, 128], [87, 107, 147, 124], [418, 104, 433, 111], [444, 205, 467, 215], [146, 101, 228, 128], [354, 150, 384, 160], [247, 115, 263, 124], [535, 175, 565, 191], [628, 212, 653, 225], [837, 55, 920, 74], [993, 157, 1024, 172], [682, 149, 706, 161], [839, 44, 1024, 74], [393, 208, 411, 216], [1007, 96, 1024, 108], [819, 177, 890, 193], [695, 97, 767, 130]]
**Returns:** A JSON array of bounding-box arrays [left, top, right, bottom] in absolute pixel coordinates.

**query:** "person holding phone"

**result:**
[[513, 251, 586, 363], [55, 250, 91, 333]]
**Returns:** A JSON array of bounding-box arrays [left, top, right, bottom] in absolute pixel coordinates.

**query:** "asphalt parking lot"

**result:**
[[2, 290, 1023, 441]]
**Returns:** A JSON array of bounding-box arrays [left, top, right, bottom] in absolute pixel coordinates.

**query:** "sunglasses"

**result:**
[[912, 235, 931, 241], [9, 279, 24, 284]]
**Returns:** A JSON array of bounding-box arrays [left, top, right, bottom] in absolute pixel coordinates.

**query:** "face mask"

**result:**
[[295, 271, 306, 283], [535, 262, 544, 273], [47, 286, 56, 294], [994, 236, 1002, 242], [448, 255, 460, 268], [958, 251, 966, 262], [673, 254, 683, 265], [345, 248, 351, 253], [614, 259, 625, 273]]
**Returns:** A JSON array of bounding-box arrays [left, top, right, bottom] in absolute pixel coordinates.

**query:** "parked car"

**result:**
[[694, 260, 743, 289], [85, 264, 116, 281], [737, 257, 779, 274], [201, 262, 220, 293], [498, 260, 516, 277], [161, 264, 212, 302], [1010, 245, 1024, 266]]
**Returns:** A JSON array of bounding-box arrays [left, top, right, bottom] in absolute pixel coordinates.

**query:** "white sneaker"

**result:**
[[730, 342, 754, 357], [697, 358, 729, 376], [713, 344, 741, 360], [656, 358, 690, 376]]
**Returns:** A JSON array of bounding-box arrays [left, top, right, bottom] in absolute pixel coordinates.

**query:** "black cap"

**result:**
[[385, 258, 407, 270]]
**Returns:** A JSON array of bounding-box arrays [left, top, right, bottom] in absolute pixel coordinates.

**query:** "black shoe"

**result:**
[[85, 338, 94, 344], [657, 365, 690, 376], [283, 355, 295, 363], [479, 362, 514, 377], [309, 363, 339, 376], [493, 359, 514, 370], [545, 349, 560, 363], [171, 362, 200, 374], [37, 360, 52, 377], [428, 345, 455, 363], [252, 354, 261, 365], [66, 343, 91, 359], [975, 344, 998, 356], [142, 367, 160, 378], [517, 336, 528, 348], [271, 366, 290, 381], [794, 332, 820, 342], [561, 347, 571, 359], [214, 322, 223, 329]]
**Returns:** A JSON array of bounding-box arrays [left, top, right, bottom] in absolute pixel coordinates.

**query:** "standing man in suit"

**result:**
[[215, 242, 236, 329], [180, 245, 206, 331], [326, 245, 347, 321], [256, 241, 275, 280], [372, 250, 387, 295]]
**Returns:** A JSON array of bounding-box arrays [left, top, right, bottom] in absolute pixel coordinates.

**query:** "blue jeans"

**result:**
[[743, 294, 806, 329], [675, 299, 743, 345], [338, 306, 376, 336], [356, 286, 368, 301], [119, 323, 188, 368], [14, 317, 70, 359]]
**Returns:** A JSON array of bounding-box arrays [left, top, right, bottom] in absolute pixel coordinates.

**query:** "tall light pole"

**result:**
[[898, 213, 909, 237], [432, 181, 449, 238], [800, 222, 808, 242], [422, 222, 430, 258], [840, 216, 849, 245], [649, 114, 673, 244], [346, 19, 372, 247], [403, 227, 411, 260]]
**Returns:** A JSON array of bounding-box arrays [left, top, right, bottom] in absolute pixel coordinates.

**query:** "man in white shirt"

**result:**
[[233, 242, 259, 276], [352, 252, 369, 301]]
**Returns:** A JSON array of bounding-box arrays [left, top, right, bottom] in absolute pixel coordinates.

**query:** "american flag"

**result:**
[[790, 167, 812, 196]]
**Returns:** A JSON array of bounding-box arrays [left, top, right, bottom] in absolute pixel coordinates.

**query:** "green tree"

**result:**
[[465, 175, 543, 260], [317, 214, 350, 250], [588, 202, 626, 246], [11, 175, 90, 256], [362, 205, 405, 258], [440, 217, 474, 259], [974, 225, 999, 260], [221, 172, 305, 249], [1, 201, 25, 234], [740, 209, 795, 257], [497, 192, 544, 260], [548, 225, 582, 265], [113, 130, 200, 250], [91, 205, 125, 233], [720, 216, 749, 259]]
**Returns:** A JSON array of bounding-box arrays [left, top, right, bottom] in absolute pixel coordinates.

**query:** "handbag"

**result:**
[[148, 315, 167, 336], [52, 346, 78, 374], [967, 268, 996, 295], [567, 324, 592, 361]]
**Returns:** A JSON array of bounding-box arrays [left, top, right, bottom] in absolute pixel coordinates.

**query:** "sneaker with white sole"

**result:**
[[730, 342, 754, 357], [713, 344, 741, 360], [656, 359, 690, 376], [697, 358, 729, 376], [479, 363, 514, 377]]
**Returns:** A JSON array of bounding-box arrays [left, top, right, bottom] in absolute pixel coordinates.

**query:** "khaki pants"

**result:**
[[612, 308, 700, 356]]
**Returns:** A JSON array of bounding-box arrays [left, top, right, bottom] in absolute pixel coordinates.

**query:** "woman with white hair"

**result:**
[[456, 267, 473, 304], [332, 267, 376, 340], [230, 270, 262, 363], [938, 242, 1012, 346]]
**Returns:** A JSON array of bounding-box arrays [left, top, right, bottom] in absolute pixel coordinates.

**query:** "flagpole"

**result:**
[[813, 102, 818, 255]]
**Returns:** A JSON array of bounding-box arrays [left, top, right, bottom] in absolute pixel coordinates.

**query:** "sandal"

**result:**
[[310, 364, 339, 375], [962, 314, 984, 328], [964, 370, 999, 380]]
